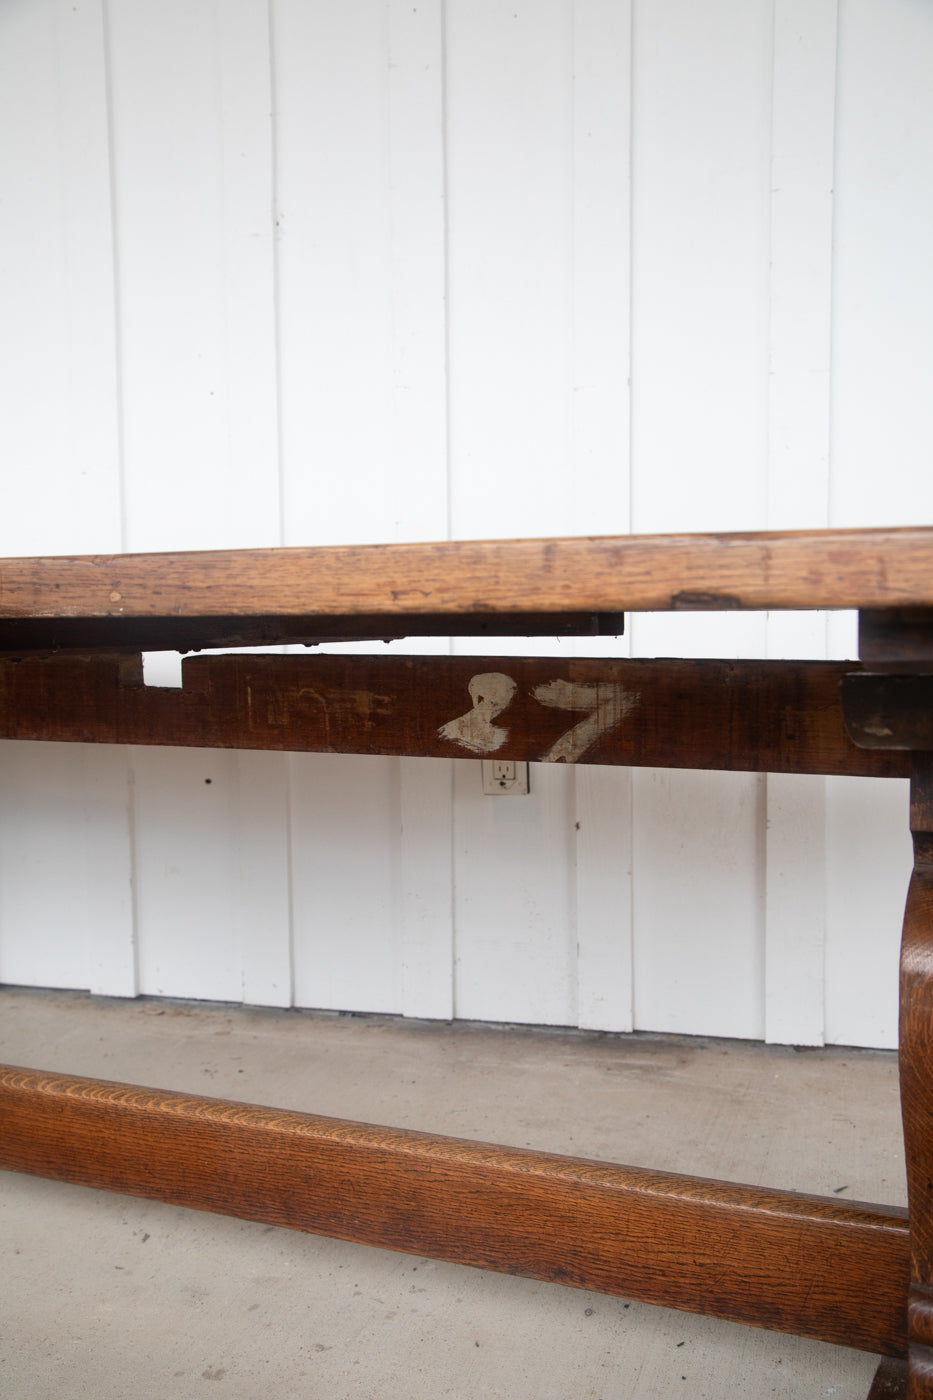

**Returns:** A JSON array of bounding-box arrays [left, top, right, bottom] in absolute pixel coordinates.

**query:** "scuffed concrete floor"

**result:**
[[0, 987, 907, 1400]]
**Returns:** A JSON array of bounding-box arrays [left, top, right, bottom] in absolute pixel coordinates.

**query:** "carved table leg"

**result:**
[[900, 754, 933, 1397], [869, 1357, 909, 1400]]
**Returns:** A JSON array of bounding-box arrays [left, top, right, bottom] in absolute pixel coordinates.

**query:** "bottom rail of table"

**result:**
[[0, 1064, 908, 1357]]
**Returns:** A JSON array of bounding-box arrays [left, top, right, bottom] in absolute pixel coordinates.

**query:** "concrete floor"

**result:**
[[0, 988, 907, 1400]]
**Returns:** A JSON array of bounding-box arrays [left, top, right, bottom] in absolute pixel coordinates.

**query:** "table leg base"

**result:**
[[869, 1357, 908, 1399]]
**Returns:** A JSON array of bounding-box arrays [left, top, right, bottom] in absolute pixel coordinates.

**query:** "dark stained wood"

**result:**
[[0, 1064, 910, 1357], [901, 756, 933, 1396], [1, 528, 932, 656], [861, 611, 933, 673], [908, 1288, 933, 1398], [0, 610, 625, 657], [868, 1358, 909, 1399], [841, 675, 933, 751], [0, 652, 910, 778], [845, 602, 933, 1396]]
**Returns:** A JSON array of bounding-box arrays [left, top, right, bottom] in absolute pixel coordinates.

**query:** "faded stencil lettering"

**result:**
[[438, 672, 517, 754], [292, 687, 393, 743], [533, 679, 638, 763]]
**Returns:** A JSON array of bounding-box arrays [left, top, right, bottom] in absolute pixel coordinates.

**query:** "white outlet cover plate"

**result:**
[[481, 760, 530, 795]]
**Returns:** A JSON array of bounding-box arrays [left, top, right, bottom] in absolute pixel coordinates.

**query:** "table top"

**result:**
[[1, 526, 931, 653]]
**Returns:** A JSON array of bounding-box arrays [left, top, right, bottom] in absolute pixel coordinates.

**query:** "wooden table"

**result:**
[[1, 526, 932, 1397]]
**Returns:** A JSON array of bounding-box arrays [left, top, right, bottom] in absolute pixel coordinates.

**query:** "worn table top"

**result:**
[[1, 526, 931, 653]]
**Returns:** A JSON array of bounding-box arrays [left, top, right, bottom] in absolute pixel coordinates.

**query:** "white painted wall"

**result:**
[[1, 0, 931, 1047]]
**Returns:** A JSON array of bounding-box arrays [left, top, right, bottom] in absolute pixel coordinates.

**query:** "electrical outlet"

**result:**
[[481, 760, 530, 795]]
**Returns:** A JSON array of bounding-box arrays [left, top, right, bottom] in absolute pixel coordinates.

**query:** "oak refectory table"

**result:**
[[1, 526, 932, 1397]]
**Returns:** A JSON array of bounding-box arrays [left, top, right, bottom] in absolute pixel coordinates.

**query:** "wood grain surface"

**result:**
[[0, 1064, 909, 1357], [0, 653, 910, 777], [868, 1358, 909, 1399], [860, 611, 933, 672], [841, 675, 933, 751], [900, 756, 933, 1395], [1, 529, 932, 652]]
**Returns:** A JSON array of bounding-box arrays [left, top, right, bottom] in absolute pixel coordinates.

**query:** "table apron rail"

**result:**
[[0, 653, 910, 777]]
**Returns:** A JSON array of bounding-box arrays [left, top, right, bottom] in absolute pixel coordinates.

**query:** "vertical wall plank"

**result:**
[[568, 0, 634, 1032], [628, 0, 773, 1039], [290, 754, 401, 1015], [0, 2, 131, 999], [830, 0, 933, 529], [54, 0, 124, 555], [567, 0, 631, 541], [630, 0, 773, 539], [83, 746, 137, 999], [0, 744, 92, 991], [632, 768, 766, 1040], [400, 759, 454, 1021], [133, 748, 245, 1004], [132, 746, 290, 1007], [766, 0, 836, 538], [215, 0, 283, 546], [764, 0, 837, 659], [108, 0, 280, 554], [824, 777, 910, 1050], [762, 0, 838, 1046], [235, 752, 292, 1008], [0, 0, 122, 558], [274, 0, 391, 546], [444, 1, 578, 1021], [453, 763, 575, 1027], [274, 0, 447, 547], [629, 0, 772, 669], [574, 766, 633, 1033], [385, 0, 449, 544], [445, 0, 574, 544], [823, 0, 933, 1047], [0, 741, 132, 997], [272, 0, 451, 1016], [104, 0, 284, 1003], [764, 775, 826, 1046], [384, 0, 456, 1019], [0, 0, 72, 558]]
